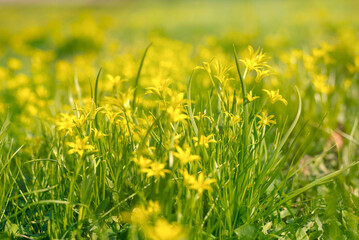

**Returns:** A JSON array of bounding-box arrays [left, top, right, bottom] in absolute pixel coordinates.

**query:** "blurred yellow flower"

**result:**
[[173, 145, 200, 165], [142, 162, 170, 179], [73, 114, 88, 128], [55, 113, 76, 135], [128, 200, 161, 226], [194, 112, 213, 122], [147, 200, 161, 215], [181, 169, 197, 186], [193, 134, 216, 148], [254, 68, 271, 82], [312, 74, 333, 94], [240, 45, 270, 72], [246, 91, 259, 102], [146, 218, 185, 240], [229, 114, 242, 126], [189, 172, 216, 195], [7, 58, 22, 71], [167, 106, 189, 123], [66, 136, 94, 157], [106, 74, 127, 90], [104, 108, 119, 125], [91, 128, 108, 140], [133, 156, 152, 172], [256, 111, 276, 128], [262, 89, 288, 105]]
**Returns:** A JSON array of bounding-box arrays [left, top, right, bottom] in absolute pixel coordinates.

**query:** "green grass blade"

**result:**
[[279, 161, 359, 205], [186, 71, 198, 136], [132, 43, 152, 109]]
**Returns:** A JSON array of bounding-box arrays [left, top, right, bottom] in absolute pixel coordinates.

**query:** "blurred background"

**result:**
[[0, 0, 358, 48]]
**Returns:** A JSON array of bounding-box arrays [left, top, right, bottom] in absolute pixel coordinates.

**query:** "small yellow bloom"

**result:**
[[106, 74, 126, 89], [193, 134, 216, 148], [246, 91, 260, 102], [211, 59, 234, 85], [312, 74, 333, 94], [128, 200, 161, 226], [189, 172, 216, 196], [130, 205, 148, 226], [168, 91, 186, 108], [240, 45, 270, 72], [181, 169, 197, 186], [167, 106, 188, 123], [194, 112, 213, 122], [73, 114, 88, 128], [66, 136, 94, 157], [7, 58, 22, 71], [229, 114, 242, 126], [262, 89, 288, 105], [91, 128, 108, 140], [133, 156, 152, 172], [256, 111, 276, 128], [254, 68, 271, 82], [173, 145, 200, 165], [55, 113, 76, 135], [104, 88, 134, 112], [142, 162, 170, 179], [105, 109, 119, 125], [146, 218, 185, 240], [146, 86, 163, 98], [147, 200, 161, 215]]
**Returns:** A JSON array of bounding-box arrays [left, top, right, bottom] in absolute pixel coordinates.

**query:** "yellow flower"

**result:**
[[66, 136, 94, 157], [167, 106, 189, 123], [130, 206, 147, 225], [240, 45, 270, 72], [246, 91, 260, 102], [195, 61, 211, 74], [262, 89, 288, 105], [193, 134, 216, 148], [104, 109, 119, 125], [73, 114, 88, 128], [189, 172, 216, 196], [194, 112, 213, 122], [104, 88, 134, 112], [312, 74, 333, 94], [106, 74, 126, 89], [7, 58, 22, 71], [91, 128, 108, 140], [146, 86, 163, 99], [128, 200, 161, 226], [55, 113, 76, 135], [181, 169, 197, 186], [145, 218, 185, 240], [254, 68, 271, 82], [168, 90, 186, 108], [173, 146, 200, 165], [147, 200, 161, 215], [56, 60, 73, 83], [142, 162, 170, 179], [347, 56, 359, 74], [212, 60, 234, 86], [229, 114, 242, 126], [133, 156, 153, 172], [303, 54, 316, 72], [256, 111, 276, 128]]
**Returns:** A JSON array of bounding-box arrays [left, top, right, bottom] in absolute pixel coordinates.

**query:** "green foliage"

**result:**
[[0, 0, 359, 239]]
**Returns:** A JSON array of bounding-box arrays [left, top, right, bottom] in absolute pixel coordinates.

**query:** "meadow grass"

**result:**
[[1, 1, 359, 239]]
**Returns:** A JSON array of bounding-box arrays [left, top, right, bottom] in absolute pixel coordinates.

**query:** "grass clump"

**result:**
[[1, 1, 359, 239]]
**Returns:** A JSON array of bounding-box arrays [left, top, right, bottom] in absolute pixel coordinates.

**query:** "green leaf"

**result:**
[[4, 222, 18, 236], [296, 228, 309, 240], [234, 224, 258, 240]]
